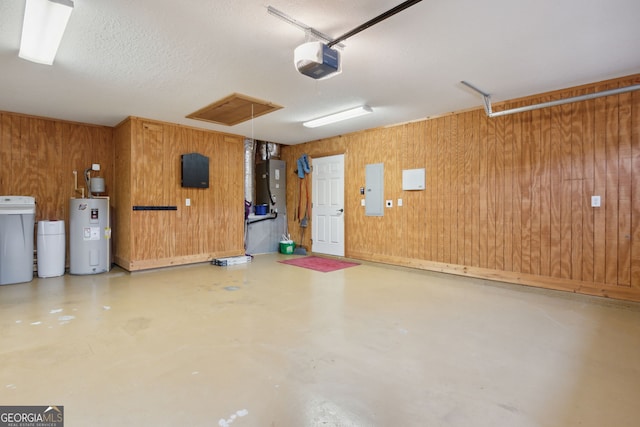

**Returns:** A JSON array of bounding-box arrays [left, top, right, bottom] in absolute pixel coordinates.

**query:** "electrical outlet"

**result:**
[[591, 195, 601, 207], [386, 200, 393, 208]]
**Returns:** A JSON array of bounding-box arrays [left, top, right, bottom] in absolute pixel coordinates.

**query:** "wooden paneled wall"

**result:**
[[0, 112, 114, 261], [0, 112, 244, 272], [113, 117, 245, 270], [281, 74, 640, 302]]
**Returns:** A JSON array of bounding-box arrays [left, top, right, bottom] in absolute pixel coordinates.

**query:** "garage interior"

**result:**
[[1, 1, 640, 426]]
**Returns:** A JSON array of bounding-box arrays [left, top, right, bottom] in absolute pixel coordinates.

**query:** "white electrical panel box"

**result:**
[[402, 168, 425, 191]]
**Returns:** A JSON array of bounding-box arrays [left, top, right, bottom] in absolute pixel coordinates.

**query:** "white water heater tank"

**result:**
[[69, 198, 111, 275]]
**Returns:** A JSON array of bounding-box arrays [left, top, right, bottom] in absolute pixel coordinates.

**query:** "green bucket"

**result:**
[[279, 240, 295, 254]]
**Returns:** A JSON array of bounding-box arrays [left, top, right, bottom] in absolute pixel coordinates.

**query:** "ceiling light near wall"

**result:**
[[19, 0, 74, 65], [303, 105, 373, 128]]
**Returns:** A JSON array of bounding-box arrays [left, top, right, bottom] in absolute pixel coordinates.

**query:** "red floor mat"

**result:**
[[278, 256, 360, 273]]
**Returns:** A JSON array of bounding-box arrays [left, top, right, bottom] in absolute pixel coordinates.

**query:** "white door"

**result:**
[[312, 154, 345, 256]]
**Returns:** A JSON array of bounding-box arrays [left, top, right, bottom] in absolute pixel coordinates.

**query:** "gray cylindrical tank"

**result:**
[[69, 198, 110, 275], [37, 220, 66, 278], [0, 196, 35, 285]]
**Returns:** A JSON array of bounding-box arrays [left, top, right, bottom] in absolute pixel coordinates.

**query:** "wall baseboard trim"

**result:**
[[348, 251, 640, 303], [114, 251, 245, 272]]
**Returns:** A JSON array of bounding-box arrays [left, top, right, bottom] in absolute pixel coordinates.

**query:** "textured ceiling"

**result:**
[[0, 0, 639, 145]]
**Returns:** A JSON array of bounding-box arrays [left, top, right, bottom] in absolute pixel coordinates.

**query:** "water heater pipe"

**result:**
[[72, 170, 85, 198]]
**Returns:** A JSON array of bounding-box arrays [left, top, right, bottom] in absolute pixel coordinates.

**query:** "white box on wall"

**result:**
[[402, 168, 425, 190]]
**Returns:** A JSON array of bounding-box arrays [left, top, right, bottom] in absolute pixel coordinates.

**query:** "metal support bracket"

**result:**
[[461, 81, 492, 116]]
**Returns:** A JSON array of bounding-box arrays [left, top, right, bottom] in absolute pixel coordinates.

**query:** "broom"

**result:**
[[294, 170, 309, 255]]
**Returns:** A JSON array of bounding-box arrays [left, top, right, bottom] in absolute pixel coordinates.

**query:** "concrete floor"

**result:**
[[1, 254, 639, 427]]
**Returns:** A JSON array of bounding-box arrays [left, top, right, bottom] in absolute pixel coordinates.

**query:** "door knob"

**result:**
[[337, 208, 344, 213]]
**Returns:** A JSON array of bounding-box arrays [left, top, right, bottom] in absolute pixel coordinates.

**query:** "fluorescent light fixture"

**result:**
[[19, 0, 74, 65], [303, 105, 373, 128]]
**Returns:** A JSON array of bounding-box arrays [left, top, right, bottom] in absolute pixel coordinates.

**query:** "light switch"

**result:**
[[397, 198, 403, 207], [185, 198, 191, 206], [361, 199, 365, 206], [591, 195, 601, 207]]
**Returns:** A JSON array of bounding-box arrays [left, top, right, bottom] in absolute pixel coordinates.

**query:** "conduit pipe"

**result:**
[[244, 138, 256, 206], [461, 81, 640, 118]]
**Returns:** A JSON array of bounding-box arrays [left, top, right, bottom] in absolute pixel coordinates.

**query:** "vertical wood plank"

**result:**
[[449, 115, 459, 264], [471, 110, 481, 268], [456, 114, 466, 265], [431, 119, 439, 261], [530, 107, 542, 276], [604, 88, 620, 285], [436, 118, 445, 262], [423, 120, 433, 260], [503, 108, 514, 272], [512, 104, 523, 273], [479, 111, 488, 268], [593, 86, 608, 283], [520, 110, 532, 275], [463, 111, 474, 265], [539, 97, 552, 277], [618, 92, 632, 286], [631, 85, 640, 288], [549, 102, 563, 277], [494, 115, 505, 271], [560, 103, 573, 279], [416, 120, 428, 260], [571, 93, 585, 281], [486, 114, 497, 270], [582, 93, 596, 282]]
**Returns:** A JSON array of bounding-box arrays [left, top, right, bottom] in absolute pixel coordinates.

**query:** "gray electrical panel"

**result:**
[[365, 163, 384, 216]]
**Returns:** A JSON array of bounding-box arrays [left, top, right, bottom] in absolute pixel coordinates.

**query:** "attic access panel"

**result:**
[[186, 93, 283, 126]]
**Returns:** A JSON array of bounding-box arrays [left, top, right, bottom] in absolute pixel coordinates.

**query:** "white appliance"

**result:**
[[0, 196, 36, 285], [37, 220, 65, 278], [69, 197, 111, 275]]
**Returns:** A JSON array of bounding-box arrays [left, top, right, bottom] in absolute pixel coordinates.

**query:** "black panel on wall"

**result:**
[[181, 153, 209, 188]]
